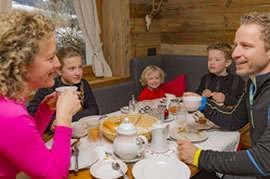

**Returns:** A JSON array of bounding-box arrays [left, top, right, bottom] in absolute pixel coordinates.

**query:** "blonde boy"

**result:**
[[196, 42, 245, 105]]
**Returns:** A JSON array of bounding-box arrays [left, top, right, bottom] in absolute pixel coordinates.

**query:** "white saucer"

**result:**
[[79, 115, 101, 127], [163, 115, 175, 122], [132, 158, 190, 179], [90, 160, 127, 179], [72, 130, 87, 138], [120, 106, 129, 114], [70, 147, 98, 171], [113, 152, 144, 163]]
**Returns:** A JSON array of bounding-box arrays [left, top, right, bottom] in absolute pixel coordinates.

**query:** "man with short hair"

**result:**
[[177, 12, 270, 179]]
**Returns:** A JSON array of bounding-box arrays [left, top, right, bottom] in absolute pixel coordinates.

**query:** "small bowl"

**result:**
[[183, 96, 202, 112]]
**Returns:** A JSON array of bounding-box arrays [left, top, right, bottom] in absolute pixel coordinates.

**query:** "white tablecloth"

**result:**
[[76, 110, 240, 162]]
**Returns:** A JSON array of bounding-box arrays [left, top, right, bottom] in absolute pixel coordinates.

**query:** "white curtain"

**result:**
[[74, 0, 112, 77], [0, 0, 11, 12]]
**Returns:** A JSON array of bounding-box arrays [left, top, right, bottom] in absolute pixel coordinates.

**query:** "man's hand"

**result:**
[[212, 92, 225, 103], [177, 140, 198, 165], [202, 89, 213, 98], [42, 92, 57, 111]]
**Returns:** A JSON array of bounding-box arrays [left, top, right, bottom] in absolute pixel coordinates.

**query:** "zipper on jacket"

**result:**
[[249, 81, 256, 128]]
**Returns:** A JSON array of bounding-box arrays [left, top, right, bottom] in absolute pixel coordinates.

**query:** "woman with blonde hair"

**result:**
[[0, 10, 81, 178]]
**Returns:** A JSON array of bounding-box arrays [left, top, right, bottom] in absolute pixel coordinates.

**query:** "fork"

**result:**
[[74, 146, 79, 173]]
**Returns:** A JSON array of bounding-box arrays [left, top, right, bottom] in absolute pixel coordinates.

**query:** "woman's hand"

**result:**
[[42, 92, 57, 111], [177, 140, 198, 165], [55, 90, 81, 128]]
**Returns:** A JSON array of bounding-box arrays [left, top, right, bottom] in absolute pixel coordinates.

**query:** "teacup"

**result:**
[[55, 86, 78, 97], [183, 96, 202, 112]]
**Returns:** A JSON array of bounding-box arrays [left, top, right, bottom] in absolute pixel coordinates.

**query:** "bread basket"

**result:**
[[101, 114, 158, 142]]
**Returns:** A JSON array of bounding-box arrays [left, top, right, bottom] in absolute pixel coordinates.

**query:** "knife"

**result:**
[[74, 146, 79, 173]]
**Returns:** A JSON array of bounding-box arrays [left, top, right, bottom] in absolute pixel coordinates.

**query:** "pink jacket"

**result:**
[[0, 96, 72, 179]]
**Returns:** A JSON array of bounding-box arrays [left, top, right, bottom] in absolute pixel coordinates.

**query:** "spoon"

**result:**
[[112, 161, 129, 179]]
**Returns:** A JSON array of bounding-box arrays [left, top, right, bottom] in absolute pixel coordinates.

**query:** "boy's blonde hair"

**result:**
[[0, 10, 55, 102], [140, 65, 165, 86], [207, 42, 233, 60]]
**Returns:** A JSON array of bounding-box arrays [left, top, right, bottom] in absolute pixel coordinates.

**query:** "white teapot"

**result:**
[[150, 121, 169, 153], [113, 118, 148, 160]]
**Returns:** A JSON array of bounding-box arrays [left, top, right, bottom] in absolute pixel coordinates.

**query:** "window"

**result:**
[[12, 0, 93, 65]]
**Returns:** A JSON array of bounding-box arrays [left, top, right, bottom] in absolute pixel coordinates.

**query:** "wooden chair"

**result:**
[[238, 123, 252, 149]]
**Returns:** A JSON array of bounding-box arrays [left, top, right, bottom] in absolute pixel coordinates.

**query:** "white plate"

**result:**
[[45, 138, 77, 150], [72, 130, 88, 138], [70, 147, 99, 171], [170, 127, 208, 142], [187, 119, 219, 130], [132, 158, 190, 179], [79, 115, 101, 127], [90, 160, 128, 179], [120, 106, 129, 114]]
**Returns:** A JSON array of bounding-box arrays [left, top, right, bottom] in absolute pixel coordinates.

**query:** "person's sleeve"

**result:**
[[195, 75, 207, 95], [224, 77, 246, 105], [138, 88, 147, 101], [201, 88, 248, 130], [2, 115, 72, 179], [72, 80, 99, 121], [34, 102, 55, 134], [27, 88, 51, 117], [198, 124, 270, 176]]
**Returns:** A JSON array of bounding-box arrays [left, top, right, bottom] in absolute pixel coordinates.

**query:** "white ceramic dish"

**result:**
[[183, 96, 202, 112], [170, 127, 208, 142], [120, 106, 129, 114], [187, 120, 218, 130], [70, 147, 98, 171], [72, 130, 88, 138], [132, 158, 190, 179], [90, 160, 128, 179], [45, 138, 77, 150], [163, 115, 174, 122], [113, 152, 144, 163], [79, 115, 101, 127]]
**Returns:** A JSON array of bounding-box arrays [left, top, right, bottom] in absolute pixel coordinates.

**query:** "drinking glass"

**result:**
[[176, 103, 187, 125], [87, 119, 101, 147]]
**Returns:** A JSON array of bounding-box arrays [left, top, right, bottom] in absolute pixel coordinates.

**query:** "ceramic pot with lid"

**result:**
[[113, 118, 148, 160]]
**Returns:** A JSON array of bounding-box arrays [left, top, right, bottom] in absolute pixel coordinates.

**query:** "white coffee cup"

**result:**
[[55, 86, 78, 97]]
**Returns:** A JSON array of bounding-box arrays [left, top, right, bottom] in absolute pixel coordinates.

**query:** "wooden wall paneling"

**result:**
[[161, 31, 235, 44], [161, 44, 207, 56], [129, 1, 161, 58], [159, 0, 270, 56], [103, 0, 130, 77]]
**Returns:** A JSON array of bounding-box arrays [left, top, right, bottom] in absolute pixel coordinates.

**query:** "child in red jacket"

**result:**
[[139, 65, 166, 101]]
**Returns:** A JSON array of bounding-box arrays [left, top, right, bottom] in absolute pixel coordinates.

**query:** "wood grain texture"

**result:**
[[102, 0, 270, 77], [103, 0, 130, 77], [161, 44, 208, 56]]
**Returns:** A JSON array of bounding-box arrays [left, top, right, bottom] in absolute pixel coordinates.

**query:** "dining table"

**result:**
[[60, 104, 240, 179]]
